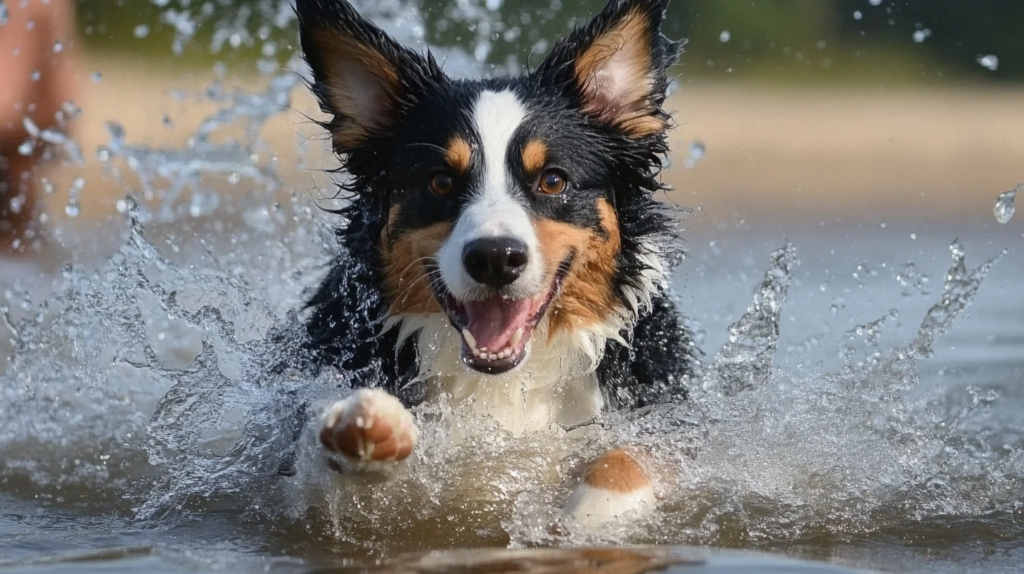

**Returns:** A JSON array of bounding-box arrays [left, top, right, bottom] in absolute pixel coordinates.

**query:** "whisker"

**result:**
[[402, 142, 449, 155]]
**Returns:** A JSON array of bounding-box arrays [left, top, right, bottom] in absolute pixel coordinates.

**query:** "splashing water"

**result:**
[[701, 243, 796, 397], [993, 183, 1020, 224], [0, 1, 1021, 569], [94, 66, 303, 223], [8, 196, 1011, 556]]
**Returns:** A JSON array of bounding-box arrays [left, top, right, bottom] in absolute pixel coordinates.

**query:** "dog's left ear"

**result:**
[[536, 0, 682, 138]]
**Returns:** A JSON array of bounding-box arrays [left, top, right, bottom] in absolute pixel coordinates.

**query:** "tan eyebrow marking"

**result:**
[[445, 136, 473, 173], [522, 139, 547, 173]]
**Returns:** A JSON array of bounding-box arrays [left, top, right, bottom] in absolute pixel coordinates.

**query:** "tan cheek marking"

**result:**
[[533, 199, 622, 338], [446, 137, 472, 173], [381, 210, 451, 316], [522, 139, 548, 173], [582, 449, 652, 494]]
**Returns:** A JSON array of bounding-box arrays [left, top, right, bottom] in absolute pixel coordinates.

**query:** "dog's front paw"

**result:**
[[319, 389, 418, 468]]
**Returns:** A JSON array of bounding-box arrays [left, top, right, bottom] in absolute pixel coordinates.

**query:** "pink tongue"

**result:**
[[463, 296, 533, 350]]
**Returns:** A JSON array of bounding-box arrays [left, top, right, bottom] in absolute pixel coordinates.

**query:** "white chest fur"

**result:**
[[395, 314, 607, 436]]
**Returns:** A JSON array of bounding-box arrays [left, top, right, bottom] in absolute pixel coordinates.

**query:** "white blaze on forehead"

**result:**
[[473, 89, 527, 205], [436, 89, 545, 301]]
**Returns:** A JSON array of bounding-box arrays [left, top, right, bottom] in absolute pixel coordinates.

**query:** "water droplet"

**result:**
[[853, 10, 862, 20], [977, 54, 999, 71], [868, 0, 882, 5], [949, 239, 965, 259], [60, 100, 82, 118], [133, 24, 150, 39], [17, 140, 34, 156], [684, 141, 706, 169], [0, 3, 8, 26], [92, 72, 102, 83], [52, 40, 63, 53], [994, 183, 1020, 224], [719, 30, 731, 43], [64, 200, 80, 217], [912, 28, 931, 43], [30, 69, 41, 81]]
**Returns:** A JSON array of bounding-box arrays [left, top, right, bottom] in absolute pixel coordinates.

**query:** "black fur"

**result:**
[[295, 0, 696, 414]]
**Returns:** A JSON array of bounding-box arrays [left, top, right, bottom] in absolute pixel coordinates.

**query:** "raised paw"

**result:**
[[563, 449, 656, 527], [319, 389, 419, 466]]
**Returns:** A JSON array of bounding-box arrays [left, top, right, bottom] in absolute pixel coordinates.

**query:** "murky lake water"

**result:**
[[2, 0, 1023, 572]]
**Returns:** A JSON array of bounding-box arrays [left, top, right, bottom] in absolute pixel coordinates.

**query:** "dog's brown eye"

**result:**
[[429, 172, 454, 195], [538, 170, 567, 195]]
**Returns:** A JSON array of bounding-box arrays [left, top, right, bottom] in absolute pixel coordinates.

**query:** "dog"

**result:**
[[292, 0, 697, 527]]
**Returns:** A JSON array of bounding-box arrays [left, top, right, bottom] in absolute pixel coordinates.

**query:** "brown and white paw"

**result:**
[[319, 389, 418, 473], [563, 449, 656, 528]]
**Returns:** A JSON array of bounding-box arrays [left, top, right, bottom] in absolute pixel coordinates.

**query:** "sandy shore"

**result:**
[[34, 56, 1024, 229]]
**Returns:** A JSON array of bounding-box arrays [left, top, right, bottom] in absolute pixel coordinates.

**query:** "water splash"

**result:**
[[909, 239, 1005, 357], [1, 0, 1020, 562], [701, 243, 797, 397], [502, 237, 1014, 551], [2, 194, 1015, 554], [94, 60, 297, 224], [1, 193, 332, 514], [19, 115, 83, 166], [993, 183, 1020, 224]]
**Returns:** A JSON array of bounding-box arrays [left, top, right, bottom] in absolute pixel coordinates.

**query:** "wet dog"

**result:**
[[293, 0, 696, 526]]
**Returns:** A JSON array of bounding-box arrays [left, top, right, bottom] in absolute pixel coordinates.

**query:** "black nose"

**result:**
[[462, 237, 529, 288]]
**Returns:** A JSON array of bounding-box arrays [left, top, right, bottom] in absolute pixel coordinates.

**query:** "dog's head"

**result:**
[[298, 0, 682, 375]]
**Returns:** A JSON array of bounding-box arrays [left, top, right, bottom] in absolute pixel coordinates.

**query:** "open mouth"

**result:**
[[432, 254, 574, 375]]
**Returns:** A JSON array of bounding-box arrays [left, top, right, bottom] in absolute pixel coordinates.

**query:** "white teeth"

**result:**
[[462, 329, 477, 350], [510, 327, 523, 349], [462, 328, 527, 362]]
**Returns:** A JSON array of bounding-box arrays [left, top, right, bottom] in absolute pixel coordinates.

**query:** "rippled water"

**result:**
[[2, 1, 1024, 572]]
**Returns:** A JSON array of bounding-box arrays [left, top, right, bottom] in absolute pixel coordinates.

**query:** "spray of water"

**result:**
[[0, 0, 1019, 562]]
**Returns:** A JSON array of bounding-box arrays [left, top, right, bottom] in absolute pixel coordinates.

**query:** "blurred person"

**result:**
[[0, 0, 79, 256]]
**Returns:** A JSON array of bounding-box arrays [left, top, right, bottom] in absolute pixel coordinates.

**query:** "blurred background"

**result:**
[[13, 0, 1024, 253]]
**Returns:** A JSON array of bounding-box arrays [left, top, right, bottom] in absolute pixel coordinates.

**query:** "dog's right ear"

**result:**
[[296, 0, 442, 154]]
